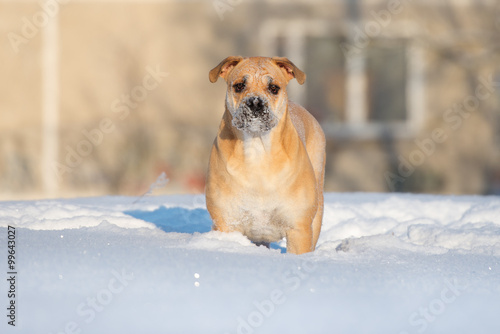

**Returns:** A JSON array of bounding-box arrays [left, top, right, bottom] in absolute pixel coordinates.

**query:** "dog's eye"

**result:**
[[268, 84, 280, 95], [233, 82, 246, 93]]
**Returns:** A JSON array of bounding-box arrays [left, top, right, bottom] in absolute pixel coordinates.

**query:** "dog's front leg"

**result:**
[[207, 202, 232, 233], [286, 223, 313, 255]]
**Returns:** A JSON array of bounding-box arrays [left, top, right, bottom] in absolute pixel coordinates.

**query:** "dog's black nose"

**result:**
[[246, 97, 265, 116]]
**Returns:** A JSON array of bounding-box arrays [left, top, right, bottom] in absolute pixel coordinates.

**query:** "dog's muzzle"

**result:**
[[232, 96, 278, 133]]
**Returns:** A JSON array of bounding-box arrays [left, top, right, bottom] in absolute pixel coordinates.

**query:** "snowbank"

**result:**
[[0, 193, 499, 333]]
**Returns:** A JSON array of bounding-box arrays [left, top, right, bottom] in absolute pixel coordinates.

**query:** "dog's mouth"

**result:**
[[232, 96, 278, 133]]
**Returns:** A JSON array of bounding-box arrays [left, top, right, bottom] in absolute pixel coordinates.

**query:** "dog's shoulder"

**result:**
[[288, 101, 324, 146]]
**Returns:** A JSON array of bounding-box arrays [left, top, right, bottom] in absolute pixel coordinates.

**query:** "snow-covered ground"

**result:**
[[1, 193, 500, 334]]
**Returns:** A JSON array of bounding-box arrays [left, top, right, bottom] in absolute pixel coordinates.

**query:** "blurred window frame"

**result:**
[[259, 19, 426, 139]]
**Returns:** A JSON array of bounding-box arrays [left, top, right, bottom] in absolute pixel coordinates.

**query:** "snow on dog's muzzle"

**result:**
[[232, 96, 278, 133]]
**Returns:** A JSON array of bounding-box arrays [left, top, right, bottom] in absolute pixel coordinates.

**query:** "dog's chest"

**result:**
[[229, 196, 289, 242], [222, 131, 297, 242], [226, 133, 290, 188]]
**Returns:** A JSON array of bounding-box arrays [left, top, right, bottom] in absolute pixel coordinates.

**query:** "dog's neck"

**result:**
[[239, 131, 273, 160]]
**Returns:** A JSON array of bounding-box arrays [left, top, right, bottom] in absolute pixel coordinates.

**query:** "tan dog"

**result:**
[[205, 56, 325, 254]]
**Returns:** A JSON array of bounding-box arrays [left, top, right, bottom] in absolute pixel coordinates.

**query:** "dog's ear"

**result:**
[[271, 57, 306, 85], [209, 56, 244, 83]]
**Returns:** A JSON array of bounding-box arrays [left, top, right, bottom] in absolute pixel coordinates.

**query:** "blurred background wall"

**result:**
[[1, 0, 499, 200]]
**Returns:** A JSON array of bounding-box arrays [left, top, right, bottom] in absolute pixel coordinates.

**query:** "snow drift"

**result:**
[[0, 192, 499, 333]]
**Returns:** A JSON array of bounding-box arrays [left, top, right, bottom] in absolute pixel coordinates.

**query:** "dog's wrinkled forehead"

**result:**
[[228, 59, 286, 86], [233, 73, 275, 88]]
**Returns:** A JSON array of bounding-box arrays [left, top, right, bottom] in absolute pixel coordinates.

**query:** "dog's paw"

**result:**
[[254, 241, 271, 248]]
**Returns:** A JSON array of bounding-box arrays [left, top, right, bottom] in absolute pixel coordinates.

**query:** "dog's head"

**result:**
[[209, 56, 305, 134]]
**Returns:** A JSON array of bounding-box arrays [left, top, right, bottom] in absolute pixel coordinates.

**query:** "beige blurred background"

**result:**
[[1, 0, 499, 200]]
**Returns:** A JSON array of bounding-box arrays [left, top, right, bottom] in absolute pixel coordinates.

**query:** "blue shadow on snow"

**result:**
[[124, 207, 212, 234]]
